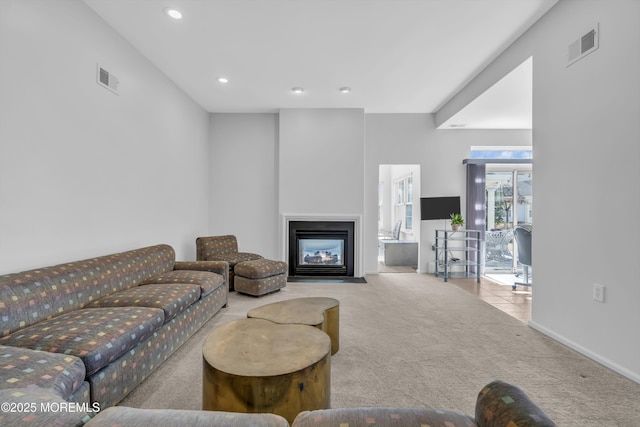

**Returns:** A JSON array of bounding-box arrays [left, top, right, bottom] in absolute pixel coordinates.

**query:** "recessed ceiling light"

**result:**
[[339, 87, 351, 93], [217, 77, 229, 84], [164, 8, 183, 19], [292, 87, 305, 94]]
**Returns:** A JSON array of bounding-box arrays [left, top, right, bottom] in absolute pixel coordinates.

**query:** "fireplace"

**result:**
[[288, 221, 355, 277]]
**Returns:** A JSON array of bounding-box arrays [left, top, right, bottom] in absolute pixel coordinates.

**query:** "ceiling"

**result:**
[[440, 56, 533, 129], [83, 0, 557, 125]]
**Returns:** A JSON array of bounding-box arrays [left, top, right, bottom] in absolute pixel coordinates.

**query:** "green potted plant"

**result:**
[[450, 213, 464, 231]]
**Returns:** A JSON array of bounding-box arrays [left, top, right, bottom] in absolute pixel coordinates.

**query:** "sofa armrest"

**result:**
[[174, 261, 229, 287], [475, 380, 555, 427]]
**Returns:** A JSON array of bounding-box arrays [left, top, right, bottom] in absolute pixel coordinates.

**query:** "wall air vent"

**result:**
[[567, 23, 599, 67], [96, 63, 119, 94]]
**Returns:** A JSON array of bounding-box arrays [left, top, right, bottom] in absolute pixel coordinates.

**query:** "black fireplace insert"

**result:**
[[288, 221, 355, 277]]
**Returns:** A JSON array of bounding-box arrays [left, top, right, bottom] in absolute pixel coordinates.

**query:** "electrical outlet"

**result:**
[[593, 283, 605, 303]]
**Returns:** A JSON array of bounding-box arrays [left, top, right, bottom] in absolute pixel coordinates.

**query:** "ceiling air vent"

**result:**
[[567, 23, 599, 67], [96, 63, 119, 94]]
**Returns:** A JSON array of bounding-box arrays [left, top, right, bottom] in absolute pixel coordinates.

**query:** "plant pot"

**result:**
[[452, 224, 461, 231]]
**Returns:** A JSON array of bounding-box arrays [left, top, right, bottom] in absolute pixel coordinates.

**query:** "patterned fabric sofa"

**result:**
[[291, 381, 556, 427], [25, 379, 552, 427], [0, 244, 229, 422]]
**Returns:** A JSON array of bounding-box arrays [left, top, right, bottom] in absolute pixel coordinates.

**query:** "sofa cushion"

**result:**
[[86, 406, 290, 427], [88, 284, 200, 322], [0, 307, 164, 376], [141, 270, 224, 297], [0, 345, 86, 399], [174, 261, 229, 290], [0, 387, 92, 426], [0, 245, 175, 338], [292, 407, 477, 427]]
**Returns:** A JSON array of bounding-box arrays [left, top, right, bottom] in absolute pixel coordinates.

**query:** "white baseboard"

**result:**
[[528, 320, 640, 384]]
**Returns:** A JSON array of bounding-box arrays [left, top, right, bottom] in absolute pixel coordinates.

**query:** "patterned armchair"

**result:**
[[196, 235, 263, 291]]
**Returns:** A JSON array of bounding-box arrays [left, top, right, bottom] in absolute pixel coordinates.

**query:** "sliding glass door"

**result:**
[[485, 166, 533, 272]]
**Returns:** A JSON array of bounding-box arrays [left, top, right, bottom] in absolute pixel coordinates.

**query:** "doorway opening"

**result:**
[[378, 164, 420, 272], [465, 147, 533, 289]]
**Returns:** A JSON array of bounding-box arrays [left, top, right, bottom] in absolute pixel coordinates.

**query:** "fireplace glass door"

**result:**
[[299, 239, 344, 266]]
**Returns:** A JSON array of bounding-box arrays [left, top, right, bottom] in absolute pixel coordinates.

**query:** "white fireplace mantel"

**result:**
[[281, 213, 364, 278]]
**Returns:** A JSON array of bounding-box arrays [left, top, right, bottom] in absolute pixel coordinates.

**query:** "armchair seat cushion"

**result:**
[[0, 345, 86, 399], [89, 284, 201, 322], [210, 252, 263, 267], [0, 307, 164, 376], [140, 270, 224, 297]]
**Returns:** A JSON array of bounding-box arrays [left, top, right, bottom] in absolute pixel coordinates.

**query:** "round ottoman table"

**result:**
[[247, 297, 340, 355], [202, 318, 331, 424]]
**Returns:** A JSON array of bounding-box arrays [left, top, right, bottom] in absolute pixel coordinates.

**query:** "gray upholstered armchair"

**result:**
[[513, 224, 532, 289], [196, 235, 262, 291]]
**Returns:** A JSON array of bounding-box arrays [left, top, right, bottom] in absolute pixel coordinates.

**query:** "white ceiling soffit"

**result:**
[[440, 56, 533, 130], [82, 0, 556, 115]]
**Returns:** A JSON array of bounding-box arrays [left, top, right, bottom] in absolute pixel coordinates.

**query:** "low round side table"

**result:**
[[202, 318, 331, 424], [247, 297, 340, 355]]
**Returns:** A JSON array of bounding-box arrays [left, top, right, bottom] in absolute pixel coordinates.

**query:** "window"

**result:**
[[394, 176, 413, 230], [470, 146, 532, 160]]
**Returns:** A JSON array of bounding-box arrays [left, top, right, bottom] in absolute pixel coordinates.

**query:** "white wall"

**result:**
[[0, 0, 210, 273], [209, 114, 279, 259], [279, 109, 365, 216], [365, 114, 531, 274], [208, 109, 366, 265], [533, 0, 640, 383], [436, 0, 640, 382]]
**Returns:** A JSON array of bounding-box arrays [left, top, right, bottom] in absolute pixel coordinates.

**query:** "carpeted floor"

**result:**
[[120, 273, 640, 426]]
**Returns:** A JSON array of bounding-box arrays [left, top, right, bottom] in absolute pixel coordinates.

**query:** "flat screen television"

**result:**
[[420, 196, 461, 220]]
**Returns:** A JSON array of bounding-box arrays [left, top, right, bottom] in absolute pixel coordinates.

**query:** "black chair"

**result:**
[[513, 224, 532, 289]]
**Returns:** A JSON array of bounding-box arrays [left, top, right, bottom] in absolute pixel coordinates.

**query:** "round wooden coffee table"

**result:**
[[247, 297, 340, 355], [202, 318, 331, 424]]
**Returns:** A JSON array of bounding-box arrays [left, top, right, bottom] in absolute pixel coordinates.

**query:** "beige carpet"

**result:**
[[120, 273, 640, 426]]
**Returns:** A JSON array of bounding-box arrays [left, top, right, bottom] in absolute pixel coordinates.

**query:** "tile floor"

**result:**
[[377, 260, 532, 323], [447, 274, 532, 323]]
